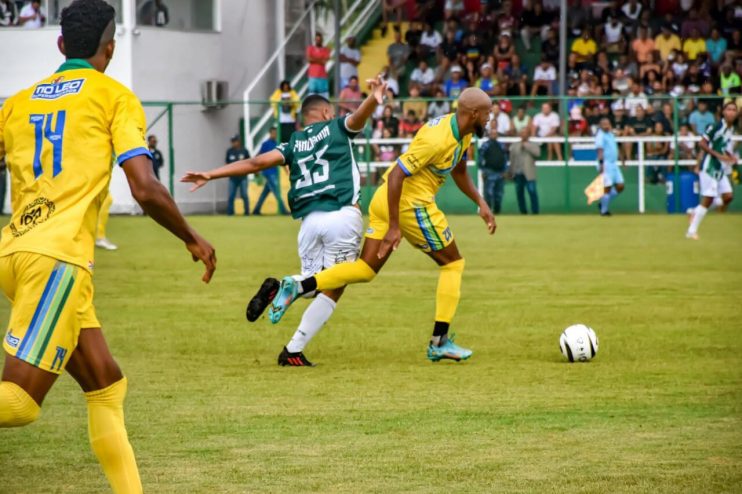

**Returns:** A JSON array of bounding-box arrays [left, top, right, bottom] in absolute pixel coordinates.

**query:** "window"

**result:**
[[136, 0, 215, 31]]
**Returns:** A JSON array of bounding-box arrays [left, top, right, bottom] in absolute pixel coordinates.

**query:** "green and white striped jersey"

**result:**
[[276, 116, 361, 219], [701, 120, 735, 179]]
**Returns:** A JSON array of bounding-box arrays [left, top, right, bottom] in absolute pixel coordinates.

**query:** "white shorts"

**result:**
[[297, 206, 363, 276], [699, 171, 733, 198]]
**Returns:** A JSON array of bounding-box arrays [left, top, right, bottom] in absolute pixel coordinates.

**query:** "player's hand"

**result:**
[[378, 225, 402, 258], [181, 171, 211, 192], [479, 201, 496, 235], [185, 231, 217, 283], [367, 75, 388, 105]]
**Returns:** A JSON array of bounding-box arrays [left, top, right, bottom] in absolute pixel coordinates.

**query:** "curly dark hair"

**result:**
[[301, 94, 331, 116], [60, 0, 116, 59]]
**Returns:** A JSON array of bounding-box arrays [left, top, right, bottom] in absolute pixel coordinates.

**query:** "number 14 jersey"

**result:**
[[276, 116, 361, 220], [0, 59, 151, 272]]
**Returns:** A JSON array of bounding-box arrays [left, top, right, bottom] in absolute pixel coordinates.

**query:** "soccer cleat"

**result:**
[[278, 347, 315, 367], [246, 277, 280, 322], [95, 238, 118, 250], [427, 334, 473, 362], [685, 232, 699, 240], [268, 276, 299, 324]]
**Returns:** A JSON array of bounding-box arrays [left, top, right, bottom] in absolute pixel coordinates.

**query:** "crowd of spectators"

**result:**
[[1, 0, 45, 28]]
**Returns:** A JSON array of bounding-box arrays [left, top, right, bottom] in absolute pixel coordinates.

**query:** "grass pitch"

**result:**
[[1, 214, 741, 493]]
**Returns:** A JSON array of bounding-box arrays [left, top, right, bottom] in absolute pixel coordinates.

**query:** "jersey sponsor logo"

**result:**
[[366, 227, 375, 235], [5, 329, 19, 349], [31, 78, 85, 100], [417, 242, 431, 250], [9, 197, 56, 237], [293, 125, 330, 153]]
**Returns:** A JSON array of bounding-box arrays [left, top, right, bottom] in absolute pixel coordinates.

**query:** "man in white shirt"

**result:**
[[623, 80, 649, 117], [339, 36, 361, 90], [531, 57, 556, 96], [19, 0, 45, 28], [420, 22, 443, 58], [531, 102, 563, 160], [488, 103, 514, 136], [410, 59, 436, 95]]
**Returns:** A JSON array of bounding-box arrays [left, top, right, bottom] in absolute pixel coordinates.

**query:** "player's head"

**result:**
[[147, 134, 157, 147], [315, 33, 323, 46], [456, 87, 492, 138], [230, 134, 241, 148], [269, 126, 277, 139], [599, 117, 611, 131], [58, 0, 116, 72], [722, 101, 738, 123], [301, 94, 334, 124]]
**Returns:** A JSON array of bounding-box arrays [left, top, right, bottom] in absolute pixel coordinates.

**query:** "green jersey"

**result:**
[[701, 120, 735, 179], [276, 116, 361, 219]]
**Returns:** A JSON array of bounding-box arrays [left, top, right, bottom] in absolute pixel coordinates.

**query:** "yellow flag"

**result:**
[[584, 175, 605, 205]]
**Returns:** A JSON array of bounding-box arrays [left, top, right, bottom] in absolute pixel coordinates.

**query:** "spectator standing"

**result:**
[[478, 127, 509, 214], [307, 33, 330, 97], [513, 106, 531, 134], [444, 65, 468, 98], [387, 28, 410, 77], [655, 24, 681, 62], [19, 0, 45, 28], [689, 100, 716, 135], [338, 76, 362, 116], [509, 128, 540, 214], [720, 65, 741, 96], [531, 57, 556, 96], [532, 102, 563, 161], [225, 135, 250, 216], [683, 28, 707, 62], [253, 128, 288, 216], [339, 36, 361, 90], [148, 135, 164, 181], [505, 53, 528, 96], [427, 89, 451, 119], [410, 59, 436, 95], [0, 0, 18, 26], [571, 29, 598, 64], [541, 25, 559, 63], [0, 158, 6, 215], [270, 80, 300, 143]]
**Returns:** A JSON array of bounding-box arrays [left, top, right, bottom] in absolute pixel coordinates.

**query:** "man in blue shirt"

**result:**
[[225, 134, 250, 215], [253, 127, 288, 215], [595, 118, 625, 216], [688, 101, 715, 135]]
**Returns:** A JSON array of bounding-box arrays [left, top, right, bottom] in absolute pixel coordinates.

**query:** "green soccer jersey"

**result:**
[[276, 116, 361, 219], [701, 120, 735, 179]]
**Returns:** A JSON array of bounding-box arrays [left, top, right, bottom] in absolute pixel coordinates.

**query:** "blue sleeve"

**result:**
[[595, 131, 604, 149]]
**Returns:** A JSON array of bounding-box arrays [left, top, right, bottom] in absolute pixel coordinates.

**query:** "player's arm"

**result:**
[[451, 157, 496, 234], [181, 150, 285, 191], [345, 76, 388, 132], [596, 147, 604, 173], [122, 155, 216, 283], [378, 165, 406, 258], [698, 133, 737, 164]]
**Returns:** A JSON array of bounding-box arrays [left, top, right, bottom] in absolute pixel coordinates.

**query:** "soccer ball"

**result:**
[[559, 324, 599, 362]]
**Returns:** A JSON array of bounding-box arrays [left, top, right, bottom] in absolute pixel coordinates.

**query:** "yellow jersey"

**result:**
[[0, 59, 150, 272], [386, 113, 472, 206]]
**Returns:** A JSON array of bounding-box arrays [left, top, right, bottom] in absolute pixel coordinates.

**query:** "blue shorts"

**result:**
[[603, 166, 624, 188], [308, 77, 329, 95]]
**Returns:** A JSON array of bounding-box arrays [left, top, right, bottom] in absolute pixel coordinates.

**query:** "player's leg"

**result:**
[[252, 181, 271, 215], [718, 176, 733, 212], [65, 327, 143, 494], [226, 177, 238, 215], [0, 356, 52, 427], [687, 172, 717, 239], [95, 192, 117, 251], [600, 172, 614, 216], [239, 177, 250, 216]]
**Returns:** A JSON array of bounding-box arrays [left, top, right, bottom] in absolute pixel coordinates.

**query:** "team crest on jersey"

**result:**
[[10, 197, 55, 237], [31, 78, 85, 100]]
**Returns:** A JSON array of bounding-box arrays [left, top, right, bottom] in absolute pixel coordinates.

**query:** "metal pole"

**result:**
[[167, 103, 175, 197], [638, 144, 645, 213], [672, 97, 681, 213], [558, 0, 567, 97], [277, 0, 286, 81], [334, 0, 341, 102]]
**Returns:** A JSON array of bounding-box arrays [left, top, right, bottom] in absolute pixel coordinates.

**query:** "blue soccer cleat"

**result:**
[[268, 276, 299, 324], [427, 334, 473, 362]]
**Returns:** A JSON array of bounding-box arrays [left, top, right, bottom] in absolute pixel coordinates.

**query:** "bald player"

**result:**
[[252, 87, 496, 362]]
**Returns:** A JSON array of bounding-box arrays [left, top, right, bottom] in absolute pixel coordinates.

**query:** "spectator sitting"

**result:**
[[399, 109, 423, 137], [427, 89, 451, 119], [306, 33, 330, 97], [626, 105, 653, 148], [654, 102, 675, 134], [489, 102, 514, 136], [655, 23, 682, 62], [410, 59, 436, 96], [682, 64, 704, 94], [493, 34, 516, 71], [624, 80, 649, 117], [339, 36, 361, 90], [720, 64, 741, 96], [374, 127, 398, 162], [338, 76, 362, 116], [460, 32, 483, 63], [541, 27, 559, 64], [618, 52, 639, 79], [571, 28, 598, 64], [439, 29, 460, 73], [603, 14, 625, 54], [683, 28, 707, 62], [379, 105, 400, 138], [688, 100, 715, 135], [513, 105, 531, 134], [476, 63, 498, 96], [612, 68, 631, 95], [405, 20, 424, 60], [639, 52, 662, 79], [531, 56, 556, 96], [402, 84, 428, 122], [381, 0, 404, 36], [0, 0, 18, 26], [505, 53, 528, 96], [19, 0, 45, 28], [520, 1, 551, 52], [706, 28, 727, 66], [532, 102, 562, 161], [269, 80, 299, 143], [671, 52, 689, 78], [387, 28, 410, 77], [420, 21, 443, 59], [646, 121, 670, 162], [631, 26, 655, 64], [444, 65, 468, 99], [568, 106, 588, 136], [672, 123, 697, 161], [496, 0, 516, 37]]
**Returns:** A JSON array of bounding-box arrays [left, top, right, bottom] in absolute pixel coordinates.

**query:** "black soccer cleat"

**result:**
[[246, 277, 280, 322], [277, 347, 316, 367]]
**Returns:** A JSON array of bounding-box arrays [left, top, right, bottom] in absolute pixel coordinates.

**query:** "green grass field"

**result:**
[[1, 214, 741, 493]]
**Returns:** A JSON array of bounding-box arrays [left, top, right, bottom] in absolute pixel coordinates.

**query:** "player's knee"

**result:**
[[442, 258, 465, 273], [0, 381, 41, 428], [357, 260, 377, 283]]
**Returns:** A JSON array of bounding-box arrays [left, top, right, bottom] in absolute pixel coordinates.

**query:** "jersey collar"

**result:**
[[56, 59, 95, 73], [450, 114, 462, 142]]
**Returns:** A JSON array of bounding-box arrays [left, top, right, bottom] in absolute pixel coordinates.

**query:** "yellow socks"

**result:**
[[315, 259, 376, 291], [435, 259, 465, 323], [85, 377, 142, 494], [0, 381, 40, 427]]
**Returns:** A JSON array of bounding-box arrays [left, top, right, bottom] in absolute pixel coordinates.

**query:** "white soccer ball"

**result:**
[[559, 324, 599, 362]]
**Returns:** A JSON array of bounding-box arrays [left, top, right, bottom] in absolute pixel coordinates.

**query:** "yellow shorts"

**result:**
[[365, 184, 454, 252], [1, 252, 99, 374]]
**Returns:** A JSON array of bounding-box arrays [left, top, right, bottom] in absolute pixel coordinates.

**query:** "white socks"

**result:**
[[687, 205, 708, 235], [286, 293, 336, 353]]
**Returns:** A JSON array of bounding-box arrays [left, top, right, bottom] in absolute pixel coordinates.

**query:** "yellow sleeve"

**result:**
[[111, 89, 151, 166], [396, 125, 440, 176]]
